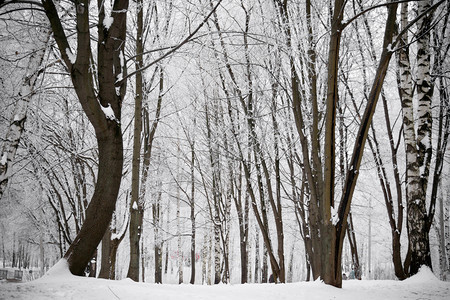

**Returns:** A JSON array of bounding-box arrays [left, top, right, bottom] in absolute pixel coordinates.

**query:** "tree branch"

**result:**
[[117, 0, 223, 85]]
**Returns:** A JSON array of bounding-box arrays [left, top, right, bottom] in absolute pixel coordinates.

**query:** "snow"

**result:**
[[404, 266, 438, 283], [1, 262, 447, 300], [66, 48, 76, 64], [119, 50, 124, 68], [100, 103, 118, 123], [386, 43, 395, 52], [0, 153, 6, 165], [103, 15, 114, 30], [132, 201, 138, 210], [330, 206, 339, 226], [39, 259, 72, 282]]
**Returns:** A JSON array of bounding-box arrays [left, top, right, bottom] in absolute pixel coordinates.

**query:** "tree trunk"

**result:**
[[213, 220, 221, 284], [0, 29, 50, 200], [322, 1, 399, 287], [154, 179, 163, 284], [88, 250, 97, 277], [98, 228, 112, 279], [189, 142, 196, 285], [99, 202, 129, 279], [127, 0, 145, 281], [202, 232, 208, 284], [155, 242, 162, 283], [397, 1, 435, 276], [177, 169, 183, 284], [262, 244, 268, 283], [42, 0, 129, 275], [40, 235, 45, 276], [254, 226, 260, 283], [346, 213, 361, 279]]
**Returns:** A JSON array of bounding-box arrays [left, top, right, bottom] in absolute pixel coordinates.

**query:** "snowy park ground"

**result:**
[[1, 260, 449, 300]]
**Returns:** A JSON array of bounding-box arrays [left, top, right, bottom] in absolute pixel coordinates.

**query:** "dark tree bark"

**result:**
[[99, 204, 129, 280], [127, 0, 144, 281], [41, 0, 128, 275]]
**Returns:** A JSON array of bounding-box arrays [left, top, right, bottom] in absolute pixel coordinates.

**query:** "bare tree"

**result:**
[[0, 24, 50, 200], [39, 0, 128, 275]]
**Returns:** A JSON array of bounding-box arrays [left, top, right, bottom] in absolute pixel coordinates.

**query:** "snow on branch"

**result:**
[[100, 103, 119, 123]]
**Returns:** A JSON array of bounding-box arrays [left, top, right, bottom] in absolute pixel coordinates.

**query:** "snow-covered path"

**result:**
[[1, 261, 449, 300]]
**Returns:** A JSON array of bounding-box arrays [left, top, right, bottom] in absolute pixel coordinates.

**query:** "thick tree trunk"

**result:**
[[64, 129, 123, 275], [410, 1, 433, 275], [320, 0, 345, 287], [42, 0, 129, 275], [397, 1, 434, 276]]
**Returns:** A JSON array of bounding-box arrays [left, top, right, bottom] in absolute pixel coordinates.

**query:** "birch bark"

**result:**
[[0, 30, 50, 199]]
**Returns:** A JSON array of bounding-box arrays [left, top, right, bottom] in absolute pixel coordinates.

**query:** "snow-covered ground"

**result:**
[[1, 260, 449, 300]]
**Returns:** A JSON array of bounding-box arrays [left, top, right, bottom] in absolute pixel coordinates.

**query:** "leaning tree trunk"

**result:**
[[351, 0, 407, 280], [42, 0, 128, 275]]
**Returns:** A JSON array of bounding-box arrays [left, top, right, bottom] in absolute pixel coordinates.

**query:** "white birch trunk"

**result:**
[[416, 0, 434, 180], [398, 2, 433, 275], [202, 232, 208, 284], [0, 34, 49, 199], [214, 218, 221, 284], [207, 232, 212, 285], [254, 225, 260, 283]]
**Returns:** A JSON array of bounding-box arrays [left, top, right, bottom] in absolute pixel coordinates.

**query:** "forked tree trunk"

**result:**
[[315, 1, 399, 287], [42, 0, 128, 275]]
